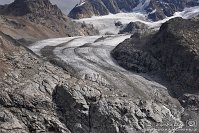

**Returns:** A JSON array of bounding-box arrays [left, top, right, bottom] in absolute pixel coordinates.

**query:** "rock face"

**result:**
[[149, 17, 199, 96], [0, 0, 99, 44], [68, 0, 199, 20], [112, 17, 199, 109]]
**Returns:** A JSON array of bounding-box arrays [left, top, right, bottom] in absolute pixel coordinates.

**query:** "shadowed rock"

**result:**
[[112, 17, 199, 109]]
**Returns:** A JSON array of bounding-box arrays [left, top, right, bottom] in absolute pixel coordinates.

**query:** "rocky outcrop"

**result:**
[[148, 17, 199, 96], [112, 32, 159, 73], [0, 0, 99, 44], [119, 21, 151, 34], [69, 0, 199, 20], [112, 17, 199, 109]]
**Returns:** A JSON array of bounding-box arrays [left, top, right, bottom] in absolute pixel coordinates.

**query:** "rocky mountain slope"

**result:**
[[69, 0, 199, 20], [0, 27, 189, 133], [0, 0, 98, 44], [112, 17, 199, 110]]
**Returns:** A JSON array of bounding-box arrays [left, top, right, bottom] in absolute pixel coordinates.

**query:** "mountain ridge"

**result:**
[[0, 0, 99, 44], [69, 0, 199, 20]]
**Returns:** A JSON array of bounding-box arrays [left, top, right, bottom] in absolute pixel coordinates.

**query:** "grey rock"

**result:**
[[119, 21, 151, 34], [115, 21, 123, 27]]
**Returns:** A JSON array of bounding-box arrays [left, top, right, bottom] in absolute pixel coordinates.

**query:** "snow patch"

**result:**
[[76, 1, 86, 7], [149, 9, 157, 14]]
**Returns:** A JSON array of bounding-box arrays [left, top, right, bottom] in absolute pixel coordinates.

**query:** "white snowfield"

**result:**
[[75, 6, 199, 34]]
